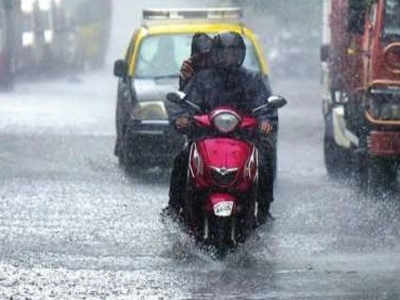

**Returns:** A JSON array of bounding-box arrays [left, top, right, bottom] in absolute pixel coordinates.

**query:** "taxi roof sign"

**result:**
[[142, 7, 243, 21]]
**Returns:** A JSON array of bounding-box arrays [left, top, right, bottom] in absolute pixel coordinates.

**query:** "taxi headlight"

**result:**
[[132, 101, 168, 120], [212, 112, 240, 133]]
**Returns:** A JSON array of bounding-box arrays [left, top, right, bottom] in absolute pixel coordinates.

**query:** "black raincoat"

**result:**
[[170, 67, 276, 125]]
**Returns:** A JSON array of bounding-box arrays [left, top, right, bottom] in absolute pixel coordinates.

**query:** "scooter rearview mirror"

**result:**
[[267, 95, 287, 109], [166, 91, 186, 104]]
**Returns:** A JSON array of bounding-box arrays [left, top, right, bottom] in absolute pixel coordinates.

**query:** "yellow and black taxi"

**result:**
[[113, 7, 271, 168]]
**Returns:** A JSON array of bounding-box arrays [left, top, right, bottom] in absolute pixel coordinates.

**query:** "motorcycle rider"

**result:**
[[179, 33, 213, 90], [166, 31, 277, 225], [166, 33, 213, 215]]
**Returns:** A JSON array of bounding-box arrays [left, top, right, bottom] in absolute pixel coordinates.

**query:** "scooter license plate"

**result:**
[[213, 201, 234, 217]]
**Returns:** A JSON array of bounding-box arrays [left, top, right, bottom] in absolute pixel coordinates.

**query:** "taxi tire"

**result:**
[[120, 130, 137, 171]]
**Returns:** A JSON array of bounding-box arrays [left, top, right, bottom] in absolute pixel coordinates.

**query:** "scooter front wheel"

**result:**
[[211, 216, 236, 258]]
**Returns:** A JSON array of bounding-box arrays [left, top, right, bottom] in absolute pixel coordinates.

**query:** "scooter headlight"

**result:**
[[212, 112, 240, 133]]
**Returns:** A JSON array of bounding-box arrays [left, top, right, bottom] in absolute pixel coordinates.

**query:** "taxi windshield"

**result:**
[[384, 0, 400, 36], [134, 33, 261, 78]]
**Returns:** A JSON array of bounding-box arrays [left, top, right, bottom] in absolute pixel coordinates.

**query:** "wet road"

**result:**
[[1, 71, 400, 299]]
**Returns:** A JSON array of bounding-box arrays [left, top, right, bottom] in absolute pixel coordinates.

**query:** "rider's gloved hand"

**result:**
[[175, 116, 191, 130], [180, 59, 194, 80], [259, 120, 272, 135]]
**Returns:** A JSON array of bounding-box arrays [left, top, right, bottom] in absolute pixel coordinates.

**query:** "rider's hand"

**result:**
[[175, 116, 191, 129], [259, 120, 272, 135], [180, 59, 194, 80]]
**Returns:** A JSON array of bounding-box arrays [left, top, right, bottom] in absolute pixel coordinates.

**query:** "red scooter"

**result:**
[[167, 92, 286, 254]]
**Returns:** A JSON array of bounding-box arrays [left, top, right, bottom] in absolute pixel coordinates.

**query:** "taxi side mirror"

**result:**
[[114, 59, 128, 78]]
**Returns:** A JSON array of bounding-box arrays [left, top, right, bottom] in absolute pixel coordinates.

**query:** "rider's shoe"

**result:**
[[256, 212, 274, 227], [257, 199, 275, 226], [161, 205, 184, 223], [161, 205, 177, 218]]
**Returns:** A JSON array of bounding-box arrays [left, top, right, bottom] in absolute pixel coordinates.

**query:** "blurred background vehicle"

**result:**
[[0, 0, 17, 90], [0, 0, 112, 90], [60, 0, 112, 72]]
